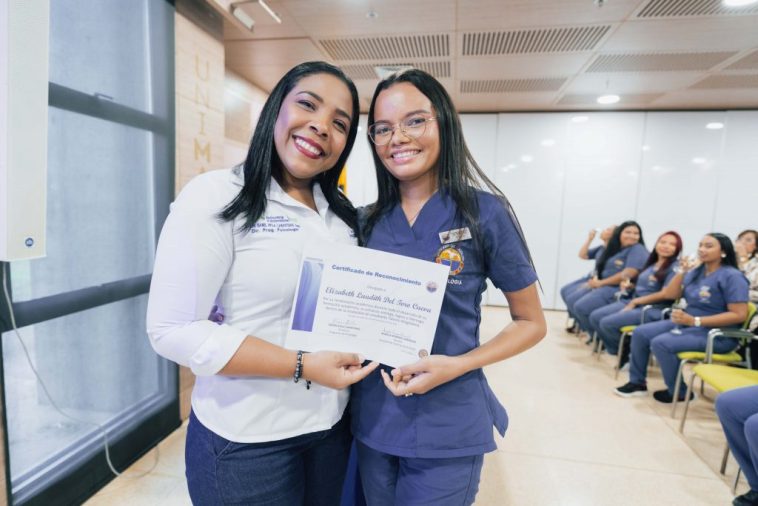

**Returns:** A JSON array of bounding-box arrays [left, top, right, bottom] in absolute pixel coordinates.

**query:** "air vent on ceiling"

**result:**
[[557, 93, 664, 106], [461, 78, 567, 94], [340, 61, 451, 81], [726, 50, 758, 71], [690, 74, 758, 89], [462, 25, 610, 56], [586, 52, 736, 72], [319, 35, 449, 61], [637, 0, 758, 18]]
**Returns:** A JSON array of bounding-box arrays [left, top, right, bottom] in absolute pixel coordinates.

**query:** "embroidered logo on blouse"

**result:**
[[251, 215, 301, 234], [435, 246, 465, 276], [614, 259, 624, 267], [648, 274, 657, 286], [698, 285, 712, 303]]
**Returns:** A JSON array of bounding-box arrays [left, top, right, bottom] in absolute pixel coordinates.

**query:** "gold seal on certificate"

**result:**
[[285, 242, 450, 368]]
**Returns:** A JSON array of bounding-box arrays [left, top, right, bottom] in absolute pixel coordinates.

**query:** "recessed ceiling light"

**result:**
[[571, 115, 589, 123], [597, 94, 620, 105], [520, 155, 533, 163], [706, 122, 724, 130], [723, 0, 758, 7], [692, 157, 707, 165], [642, 145, 651, 151], [541, 139, 555, 147]]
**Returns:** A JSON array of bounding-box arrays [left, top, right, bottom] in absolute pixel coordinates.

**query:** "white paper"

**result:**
[[286, 242, 450, 367]]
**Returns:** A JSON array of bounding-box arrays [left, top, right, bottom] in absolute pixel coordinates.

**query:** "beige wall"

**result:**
[[174, 13, 268, 421]]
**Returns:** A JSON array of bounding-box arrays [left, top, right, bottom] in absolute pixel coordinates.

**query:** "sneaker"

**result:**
[[565, 317, 576, 331], [614, 382, 648, 397], [653, 389, 696, 404], [733, 489, 758, 506]]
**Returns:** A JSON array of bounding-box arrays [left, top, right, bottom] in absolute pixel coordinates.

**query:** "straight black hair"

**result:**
[[362, 69, 535, 274], [709, 232, 739, 270], [219, 61, 360, 233], [596, 221, 645, 279]]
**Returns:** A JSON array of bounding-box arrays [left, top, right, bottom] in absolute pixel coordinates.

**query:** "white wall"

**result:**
[[345, 110, 758, 310]]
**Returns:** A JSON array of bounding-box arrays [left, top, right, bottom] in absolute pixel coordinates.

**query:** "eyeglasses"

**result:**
[[367, 116, 437, 146]]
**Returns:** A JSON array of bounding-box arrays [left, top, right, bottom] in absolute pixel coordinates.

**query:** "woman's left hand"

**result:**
[[671, 309, 694, 326], [380, 355, 464, 396]]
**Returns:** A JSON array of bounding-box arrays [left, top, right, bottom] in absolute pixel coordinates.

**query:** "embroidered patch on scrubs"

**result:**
[[614, 259, 624, 267], [698, 285, 712, 303], [439, 227, 472, 244], [435, 245, 465, 276]]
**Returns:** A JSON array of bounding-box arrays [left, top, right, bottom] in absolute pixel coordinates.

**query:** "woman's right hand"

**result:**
[[302, 351, 379, 389], [587, 229, 597, 241], [623, 299, 638, 311]]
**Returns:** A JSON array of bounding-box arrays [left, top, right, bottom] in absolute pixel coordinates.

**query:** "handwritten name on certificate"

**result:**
[[286, 242, 450, 368]]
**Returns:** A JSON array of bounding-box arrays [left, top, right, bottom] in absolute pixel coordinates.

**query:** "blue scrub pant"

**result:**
[[716, 386, 758, 490], [356, 442, 483, 506], [572, 286, 619, 334], [560, 277, 589, 315], [628, 321, 738, 394], [185, 411, 351, 505], [589, 303, 663, 354]]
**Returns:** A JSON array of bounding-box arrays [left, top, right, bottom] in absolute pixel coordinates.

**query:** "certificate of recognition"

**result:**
[[286, 242, 450, 367]]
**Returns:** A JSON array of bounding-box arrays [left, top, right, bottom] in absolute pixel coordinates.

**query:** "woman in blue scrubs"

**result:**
[[568, 221, 649, 336], [715, 385, 758, 506], [351, 69, 546, 505], [588, 231, 682, 355], [615, 233, 749, 400], [560, 226, 614, 328]]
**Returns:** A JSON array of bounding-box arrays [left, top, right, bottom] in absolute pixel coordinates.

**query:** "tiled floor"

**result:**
[[85, 309, 743, 505]]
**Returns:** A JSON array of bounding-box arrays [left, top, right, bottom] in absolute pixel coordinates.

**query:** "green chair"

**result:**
[[671, 302, 757, 418], [613, 304, 655, 378]]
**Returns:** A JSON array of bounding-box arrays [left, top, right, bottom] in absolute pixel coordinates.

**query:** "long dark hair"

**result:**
[[219, 61, 360, 233], [709, 232, 739, 270], [362, 69, 534, 271], [641, 230, 683, 283], [738, 229, 758, 260], [596, 221, 645, 279]]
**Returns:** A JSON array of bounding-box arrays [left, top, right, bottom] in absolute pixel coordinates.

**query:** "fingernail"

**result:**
[[357, 355, 365, 363]]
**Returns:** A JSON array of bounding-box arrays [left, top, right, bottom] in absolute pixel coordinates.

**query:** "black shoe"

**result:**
[[614, 382, 648, 398], [565, 317, 576, 331], [733, 489, 758, 506], [653, 389, 696, 404]]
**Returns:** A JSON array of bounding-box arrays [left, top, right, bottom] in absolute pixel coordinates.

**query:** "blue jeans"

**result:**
[[186, 410, 351, 505], [716, 386, 758, 490], [356, 442, 483, 506]]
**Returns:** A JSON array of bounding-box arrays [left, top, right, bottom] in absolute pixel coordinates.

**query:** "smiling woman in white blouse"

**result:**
[[146, 62, 378, 506]]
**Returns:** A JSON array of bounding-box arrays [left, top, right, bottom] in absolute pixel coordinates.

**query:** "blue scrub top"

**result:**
[[599, 243, 648, 279], [682, 265, 749, 320], [589, 245, 604, 275], [634, 262, 677, 298], [351, 191, 537, 459]]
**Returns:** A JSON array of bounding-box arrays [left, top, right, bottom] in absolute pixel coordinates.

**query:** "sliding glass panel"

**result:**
[[10, 108, 156, 303], [2, 295, 174, 498]]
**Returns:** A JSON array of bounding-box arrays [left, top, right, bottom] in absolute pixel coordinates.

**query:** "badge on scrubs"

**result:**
[[435, 245, 465, 276], [614, 259, 624, 267], [698, 285, 711, 302], [439, 227, 472, 244]]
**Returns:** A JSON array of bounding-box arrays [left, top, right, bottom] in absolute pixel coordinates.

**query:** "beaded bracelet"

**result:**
[[294, 350, 311, 390]]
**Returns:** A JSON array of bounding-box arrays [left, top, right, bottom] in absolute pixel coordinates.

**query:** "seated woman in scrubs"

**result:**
[[588, 230, 682, 356], [568, 221, 649, 336], [615, 233, 749, 401], [147, 62, 378, 505], [560, 225, 614, 327], [350, 69, 546, 506], [736, 229, 758, 305]]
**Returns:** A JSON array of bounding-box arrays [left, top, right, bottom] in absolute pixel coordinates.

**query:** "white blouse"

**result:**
[[147, 166, 356, 442]]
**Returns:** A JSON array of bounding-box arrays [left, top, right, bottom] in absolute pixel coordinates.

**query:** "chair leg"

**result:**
[[720, 443, 730, 475], [678, 371, 698, 433], [615, 332, 628, 380], [671, 359, 687, 418], [596, 339, 604, 360], [733, 468, 742, 494]]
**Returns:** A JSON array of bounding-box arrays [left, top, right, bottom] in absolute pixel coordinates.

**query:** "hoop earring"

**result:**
[[721, 253, 726, 258]]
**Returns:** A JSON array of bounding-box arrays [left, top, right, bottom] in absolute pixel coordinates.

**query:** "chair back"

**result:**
[[743, 302, 757, 330]]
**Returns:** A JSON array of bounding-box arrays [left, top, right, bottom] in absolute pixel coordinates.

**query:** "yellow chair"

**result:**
[[614, 304, 656, 379], [679, 364, 758, 434], [671, 302, 757, 418]]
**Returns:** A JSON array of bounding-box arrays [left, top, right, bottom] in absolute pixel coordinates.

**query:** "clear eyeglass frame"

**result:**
[[367, 116, 437, 146]]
